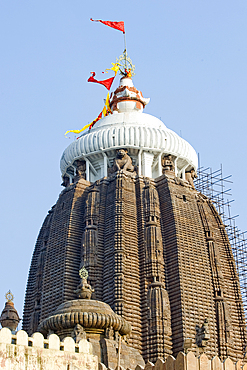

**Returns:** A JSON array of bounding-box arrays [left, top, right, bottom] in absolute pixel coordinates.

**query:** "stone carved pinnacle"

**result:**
[[75, 267, 94, 299], [0, 290, 21, 332]]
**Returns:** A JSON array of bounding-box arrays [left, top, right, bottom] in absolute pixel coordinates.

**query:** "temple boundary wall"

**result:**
[[0, 327, 98, 370], [99, 353, 247, 370], [1, 328, 247, 370]]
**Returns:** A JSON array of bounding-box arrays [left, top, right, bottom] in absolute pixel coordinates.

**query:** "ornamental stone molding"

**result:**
[[38, 299, 131, 338]]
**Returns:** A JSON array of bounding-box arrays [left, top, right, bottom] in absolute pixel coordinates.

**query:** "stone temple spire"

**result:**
[[0, 291, 21, 332], [23, 69, 247, 364]]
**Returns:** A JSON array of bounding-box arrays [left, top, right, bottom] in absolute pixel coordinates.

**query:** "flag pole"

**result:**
[[124, 31, 127, 70]]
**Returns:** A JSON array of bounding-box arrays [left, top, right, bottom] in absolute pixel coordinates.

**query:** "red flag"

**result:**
[[88, 72, 115, 90], [90, 18, 125, 33]]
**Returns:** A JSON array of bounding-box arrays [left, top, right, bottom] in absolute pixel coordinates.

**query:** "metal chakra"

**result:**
[[79, 266, 88, 280], [5, 290, 14, 303], [116, 50, 135, 76]]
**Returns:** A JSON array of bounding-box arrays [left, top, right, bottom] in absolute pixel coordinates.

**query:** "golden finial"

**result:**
[[5, 290, 14, 303]]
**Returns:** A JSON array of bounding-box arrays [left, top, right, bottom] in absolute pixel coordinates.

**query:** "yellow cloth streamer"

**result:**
[[105, 63, 120, 76], [64, 92, 111, 137], [64, 122, 91, 137]]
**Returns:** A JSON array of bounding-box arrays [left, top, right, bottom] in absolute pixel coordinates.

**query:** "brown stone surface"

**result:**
[[23, 169, 247, 363], [23, 178, 90, 334]]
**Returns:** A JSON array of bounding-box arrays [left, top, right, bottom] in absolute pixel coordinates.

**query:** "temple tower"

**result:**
[[23, 75, 247, 363]]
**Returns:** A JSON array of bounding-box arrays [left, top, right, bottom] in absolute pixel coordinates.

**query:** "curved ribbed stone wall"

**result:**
[[38, 299, 132, 337], [60, 111, 198, 181]]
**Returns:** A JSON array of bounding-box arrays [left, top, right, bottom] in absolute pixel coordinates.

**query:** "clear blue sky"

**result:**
[[0, 0, 247, 321]]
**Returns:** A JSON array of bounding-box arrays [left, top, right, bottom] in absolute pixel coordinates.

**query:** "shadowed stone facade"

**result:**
[[23, 168, 247, 363]]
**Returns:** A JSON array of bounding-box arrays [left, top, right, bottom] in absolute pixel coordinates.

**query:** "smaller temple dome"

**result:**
[[0, 291, 21, 332], [38, 299, 131, 338], [38, 268, 131, 339]]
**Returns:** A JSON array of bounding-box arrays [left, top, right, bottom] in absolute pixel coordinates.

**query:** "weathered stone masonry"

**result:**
[[23, 170, 247, 363]]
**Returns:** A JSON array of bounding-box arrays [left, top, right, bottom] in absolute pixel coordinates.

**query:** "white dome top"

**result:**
[[60, 78, 198, 181]]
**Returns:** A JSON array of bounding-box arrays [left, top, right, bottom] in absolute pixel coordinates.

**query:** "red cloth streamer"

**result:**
[[90, 18, 125, 33], [89, 111, 103, 130], [88, 72, 115, 91]]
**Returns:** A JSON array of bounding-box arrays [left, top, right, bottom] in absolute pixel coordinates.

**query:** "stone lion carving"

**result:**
[[162, 155, 175, 173], [109, 149, 136, 174], [185, 169, 197, 189], [75, 160, 86, 179]]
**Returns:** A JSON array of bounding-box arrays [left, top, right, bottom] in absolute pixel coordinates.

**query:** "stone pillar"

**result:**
[[103, 154, 108, 177], [86, 160, 90, 182], [138, 150, 143, 176], [142, 152, 154, 178], [158, 153, 162, 177]]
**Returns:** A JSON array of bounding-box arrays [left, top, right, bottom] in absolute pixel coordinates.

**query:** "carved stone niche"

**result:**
[[185, 168, 197, 189], [71, 323, 87, 343], [161, 154, 175, 175], [195, 318, 210, 347], [108, 148, 138, 175], [75, 159, 86, 180]]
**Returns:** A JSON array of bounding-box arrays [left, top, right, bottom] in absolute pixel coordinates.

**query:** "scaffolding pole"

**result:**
[[194, 165, 247, 321]]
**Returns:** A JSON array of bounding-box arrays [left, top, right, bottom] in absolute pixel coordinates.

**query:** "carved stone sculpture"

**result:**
[[72, 324, 87, 343], [162, 155, 175, 173], [74, 267, 94, 299], [105, 326, 115, 340], [108, 149, 136, 174], [75, 160, 86, 179], [185, 169, 197, 189], [195, 319, 210, 347]]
